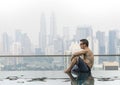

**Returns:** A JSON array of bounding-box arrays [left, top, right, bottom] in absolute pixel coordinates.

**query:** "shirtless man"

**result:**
[[64, 39, 94, 73]]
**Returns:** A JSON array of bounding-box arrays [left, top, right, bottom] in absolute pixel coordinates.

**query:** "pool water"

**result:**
[[0, 71, 120, 85]]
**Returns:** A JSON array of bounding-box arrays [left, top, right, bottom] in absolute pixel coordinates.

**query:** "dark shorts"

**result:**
[[71, 57, 91, 74], [77, 72, 92, 84]]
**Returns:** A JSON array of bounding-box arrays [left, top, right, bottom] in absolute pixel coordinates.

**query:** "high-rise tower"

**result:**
[[39, 13, 47, 54], [49, 12, 57, 45], [74, 26, 93, 51], [108, 30, 118, 61]]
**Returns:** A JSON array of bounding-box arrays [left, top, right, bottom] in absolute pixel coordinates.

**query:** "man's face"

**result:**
[[80, 41, 84, 49]]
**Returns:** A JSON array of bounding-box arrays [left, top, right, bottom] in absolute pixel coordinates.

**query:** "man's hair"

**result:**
[[80, 39, 89, 47]]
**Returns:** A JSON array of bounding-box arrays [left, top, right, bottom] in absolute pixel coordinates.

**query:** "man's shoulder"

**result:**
[[86, 49, 94, 55]]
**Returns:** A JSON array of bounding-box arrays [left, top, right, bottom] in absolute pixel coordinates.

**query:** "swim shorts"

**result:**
[[71, 57, 91, 73]]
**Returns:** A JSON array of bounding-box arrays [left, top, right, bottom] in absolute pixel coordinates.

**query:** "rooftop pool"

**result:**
[[0, 71, 120, 85]]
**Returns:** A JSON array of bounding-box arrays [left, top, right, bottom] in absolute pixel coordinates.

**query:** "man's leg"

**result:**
[[75, 57, 90, 72], [64, 57, 78, 73]]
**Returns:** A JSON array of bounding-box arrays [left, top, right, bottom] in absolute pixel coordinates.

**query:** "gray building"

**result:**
[[15, 30, 32, 54], [2, 32, 12, 66], [2, 32, 10, 54], [39, 13, 47, 54], [74, 26, 93, 50], [108, 30, 118, 61], [63, 26, 71, 51], [49, 13, 57, 45], [54, 37, 64, 54], [96, 31, 106, 63], [15, 30, 23, 43], [96, 31, 106, 54], [22, 33, 32, 54]]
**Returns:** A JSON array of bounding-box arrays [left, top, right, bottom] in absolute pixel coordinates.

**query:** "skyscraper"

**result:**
[[96, 31, 106, 63], [15, 30, 32, 54], [49, 12, 57, 45], [108, 30, 118, 54], [2, 32, 12, 66], [93, 38, 99, 65], [116, 39, 120, 65], [2, 32, 10, 54], [54, 37, 64, 54], [39, 13, 47, 54], [74, 26, 93, 50], [22, 33, 32, 54], [108, 30, 118, 61], [96, 31, 106, 54], [75, 26, 93, 41], [63, 26, 70, 51], [10, 42, 23, 65], [15, 30, 23, 42]]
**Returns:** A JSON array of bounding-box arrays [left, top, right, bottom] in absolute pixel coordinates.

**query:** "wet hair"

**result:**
[[80, 39, 89, 47]]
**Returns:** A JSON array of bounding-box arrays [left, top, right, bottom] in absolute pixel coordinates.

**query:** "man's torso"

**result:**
[[83, 50, 94, 68]]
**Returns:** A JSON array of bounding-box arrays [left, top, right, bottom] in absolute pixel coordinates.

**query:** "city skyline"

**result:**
[[0, 0, 120, 44], [0, 26, 119, 54], [0, 24, 120, 71]]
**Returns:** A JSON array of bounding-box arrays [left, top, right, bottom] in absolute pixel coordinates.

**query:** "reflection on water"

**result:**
[[66, 72, 94, 85], [1, 71, 120, 85]]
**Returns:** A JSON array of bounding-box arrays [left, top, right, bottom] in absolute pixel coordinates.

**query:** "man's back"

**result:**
[[83, 48, 94, 68]]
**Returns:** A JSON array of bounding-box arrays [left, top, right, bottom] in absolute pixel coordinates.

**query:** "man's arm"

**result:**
[[71, 50, 87, 61]]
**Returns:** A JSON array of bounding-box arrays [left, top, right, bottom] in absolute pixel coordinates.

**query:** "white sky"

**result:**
[[0, 0, 120, 45]]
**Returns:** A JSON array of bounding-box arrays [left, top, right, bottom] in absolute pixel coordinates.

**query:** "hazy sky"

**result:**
[[0, 0, 120, 45]]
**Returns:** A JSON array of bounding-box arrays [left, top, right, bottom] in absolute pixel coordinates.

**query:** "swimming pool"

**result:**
[[0, 71, 120, 85]]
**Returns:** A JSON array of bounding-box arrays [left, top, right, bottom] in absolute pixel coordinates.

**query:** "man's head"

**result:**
[[80, 39, 89, 49]]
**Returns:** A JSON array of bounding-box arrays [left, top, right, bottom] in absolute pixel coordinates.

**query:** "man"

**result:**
[[64, 39, 94, 73]]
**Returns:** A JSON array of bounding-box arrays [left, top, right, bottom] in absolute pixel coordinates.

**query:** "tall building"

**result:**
[[15, 30, 23, 42], [74, 26, 93, 51], [2, 32, 10, 54], [39, 13, 47, 54], [63, 26, 71, 51], [54, 37, 64, 54], [93, 38, 99, 66], [49, 13, 57, 45], [116, 39, 120, 65], [96, 31, 107, 63], [108, 30, 118, 54], [117, 39, 120, 54], [15, 30, 32, 54], [9, 42, 23, 65], [15, 30, 24, 54], [75, 26, 93, 41], [22, 33, 32, 54], [108, 30, 119, 61], [96, 31, 106, 54], [47, 13, 58, 55], [1, 32, 12, 66]]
